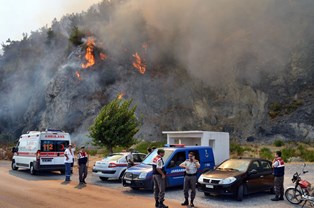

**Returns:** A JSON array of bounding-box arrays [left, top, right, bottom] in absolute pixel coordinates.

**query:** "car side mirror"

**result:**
[[249, 169, 258, 175]]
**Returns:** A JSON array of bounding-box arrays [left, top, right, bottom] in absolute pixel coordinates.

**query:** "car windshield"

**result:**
[[217, 159, 250, 172], [103, 154, 124, 162], [142, 149, 174, 165]]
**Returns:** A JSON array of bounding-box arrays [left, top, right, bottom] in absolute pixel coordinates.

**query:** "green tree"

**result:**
[[89, 97, 140, 153], [69, 26, 84, 46]]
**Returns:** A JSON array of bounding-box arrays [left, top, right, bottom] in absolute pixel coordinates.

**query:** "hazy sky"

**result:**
[[0, 0, 101, 45]]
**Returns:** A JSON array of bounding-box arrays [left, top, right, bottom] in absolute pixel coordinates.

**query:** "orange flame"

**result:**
[[82, 37, 95, 69], [118, 92, 125, 100], [75, 71, 82, 80], [100, 52, 107, 60], [132, 52, 146, 74]]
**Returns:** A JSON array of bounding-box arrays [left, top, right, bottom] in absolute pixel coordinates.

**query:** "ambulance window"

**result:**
[[41, 141, 54, 152], [56, 141, 69, 152], [167, 151, 186, 168]]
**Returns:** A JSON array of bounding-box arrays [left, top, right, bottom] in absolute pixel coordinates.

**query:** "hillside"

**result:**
[[0, 0, 313, 145]]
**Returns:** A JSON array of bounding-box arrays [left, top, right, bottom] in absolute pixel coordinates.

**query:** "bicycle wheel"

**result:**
[[285, 187, 303, 204]]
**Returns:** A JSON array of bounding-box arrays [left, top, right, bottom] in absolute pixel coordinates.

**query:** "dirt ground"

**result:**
[[0, 160, 190, 208]]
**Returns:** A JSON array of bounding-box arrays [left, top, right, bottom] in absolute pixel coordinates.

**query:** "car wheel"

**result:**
[[100, 177, 108, 181], [236, 184, 244, 201], [30, 163, 36, 175], [11, 160, 18, 171], [119, 170, 126, 182], [204, 192, 211, 196]]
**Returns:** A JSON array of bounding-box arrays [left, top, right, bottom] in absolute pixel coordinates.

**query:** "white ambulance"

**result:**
[[11, 129, 71, 175]]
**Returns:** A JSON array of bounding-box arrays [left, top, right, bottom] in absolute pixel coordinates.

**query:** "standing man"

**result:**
[[64, 144, 74, 182], [152, 149, 168, 208], [271, 151, 285, 201], [78, 146, 88, 184], [179, 152, 200, 207], [126, 149, 135, 168]]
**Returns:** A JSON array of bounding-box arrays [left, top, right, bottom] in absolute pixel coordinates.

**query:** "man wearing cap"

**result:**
[[78, 146, 88, 184], [64, 144, 74, 181], [152, 149, 168, 208]]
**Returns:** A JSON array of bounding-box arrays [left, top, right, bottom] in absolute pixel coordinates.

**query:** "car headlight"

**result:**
[[219, 177, 236, 185], [139, 172, 147, 179], [198, 175, 204, 183]]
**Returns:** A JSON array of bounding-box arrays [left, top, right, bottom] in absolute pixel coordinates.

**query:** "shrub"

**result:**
[[88, 149, 98, 156], [282, 147, 296, 162], [273, 140, 284, 147], [69, 26, 84, 46], [230, 143, 245, 156], [259, 147, 273, 160]]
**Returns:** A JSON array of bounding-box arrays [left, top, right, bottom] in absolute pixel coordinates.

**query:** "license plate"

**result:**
[[42, 159, 52, 162], [125, 180, 131, 184], [206, 184, 214, 189]]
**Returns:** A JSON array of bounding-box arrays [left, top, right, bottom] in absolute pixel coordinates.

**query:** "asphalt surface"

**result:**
[[1, 160, 314, 208]]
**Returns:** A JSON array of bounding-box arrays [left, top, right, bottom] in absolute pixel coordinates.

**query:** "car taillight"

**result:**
[[36, 150, 41, 160], [108, 163, 117, 168]]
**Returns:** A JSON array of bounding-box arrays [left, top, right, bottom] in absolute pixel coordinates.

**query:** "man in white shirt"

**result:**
[[126, 149, 135, 168], [64, 144, 74, 182]]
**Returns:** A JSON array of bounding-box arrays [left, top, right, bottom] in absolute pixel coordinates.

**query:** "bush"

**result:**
[[230, 143, 245, 156], [259, 147, 273, 160], [282, 147, 296, 162], [273, 140, 284, 147], [69, 26, 84, 46], [88, 149, 98, 156], [134, 141, 166, 154]]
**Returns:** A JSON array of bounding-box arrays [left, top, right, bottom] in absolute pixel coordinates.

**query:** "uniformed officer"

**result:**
[[77, 146, 88, 184], [152, 149, 168, 208], [179, 152, 200, 207]]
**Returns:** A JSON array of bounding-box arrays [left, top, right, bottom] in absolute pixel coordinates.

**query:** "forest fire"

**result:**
[[75, 71, 82, 80], [118, 92, 125, 100], [82, 37, 95, 69], [132, 52, 146, 74], [100, 52, 108, 60]]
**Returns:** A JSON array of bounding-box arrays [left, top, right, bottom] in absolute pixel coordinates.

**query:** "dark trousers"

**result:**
[[153, 174, 166, 202], [274, 176, 284, 197], [184, 175, 197, 200], [79, 164, 88, 182], [65, 163, 72, 181]]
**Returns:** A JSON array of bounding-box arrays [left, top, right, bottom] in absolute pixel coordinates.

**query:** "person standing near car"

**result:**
[[78, 146, 88, 184], [152, 149, 168, 208], [64, 144, 74, 182], [271, 151, 285, 201], [179, 152, 200, 207], [126, 148, 135, 168]]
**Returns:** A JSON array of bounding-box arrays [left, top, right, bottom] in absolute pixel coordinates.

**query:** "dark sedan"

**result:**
[[197, 158, 274, 201]]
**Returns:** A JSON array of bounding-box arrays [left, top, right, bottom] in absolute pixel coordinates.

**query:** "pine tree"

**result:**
[[89, 97, 140, 153]]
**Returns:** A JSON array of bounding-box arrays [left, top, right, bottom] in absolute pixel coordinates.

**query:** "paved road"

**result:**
[[1, 160, 313, 208]]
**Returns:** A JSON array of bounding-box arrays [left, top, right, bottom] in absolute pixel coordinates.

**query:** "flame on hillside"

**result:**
[[118, 92, 125, 100], [76, 71, 82, 80], [82, 37, 95, 68], [100, 52, 108, 60], [132, 52, 146, 74]]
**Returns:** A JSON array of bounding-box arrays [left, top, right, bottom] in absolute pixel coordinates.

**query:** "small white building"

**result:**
[[162, 131, 230, 165]]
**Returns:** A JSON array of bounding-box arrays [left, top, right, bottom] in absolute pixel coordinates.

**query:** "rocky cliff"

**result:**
[[0, 0, 313, 145]]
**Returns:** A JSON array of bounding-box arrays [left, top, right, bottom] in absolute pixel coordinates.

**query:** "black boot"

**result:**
[[271, 195, 279, 201], [279, 195, 284, 200], [190, 199, 194, 207], [181, 198, 188, 206], [159, 201, 168, 208], [155, 200, 159, 208]]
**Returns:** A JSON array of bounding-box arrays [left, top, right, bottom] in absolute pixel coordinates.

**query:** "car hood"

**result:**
[[202, 169, 245, 179], [126, 163, 152, 173]]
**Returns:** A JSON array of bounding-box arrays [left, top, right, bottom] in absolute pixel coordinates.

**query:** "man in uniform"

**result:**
[[126, 148, 135, 168], [152, 149, 168, 208], [179, 152, 200, 207], [78, 146, 88, 184], [271, 151, 285, 201]]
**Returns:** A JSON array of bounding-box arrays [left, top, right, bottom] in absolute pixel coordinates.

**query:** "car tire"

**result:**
[[30, 163, 36, 175], [236, 184, 244, 201], [11, 160, 18, 171], [204, 192, 211, 196], [100, 177, 108, 181], [119, 170, 126, 182]]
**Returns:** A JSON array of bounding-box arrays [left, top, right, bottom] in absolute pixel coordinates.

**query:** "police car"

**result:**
[[122, 145, 215, 190], [11, 129, 71, 175]]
